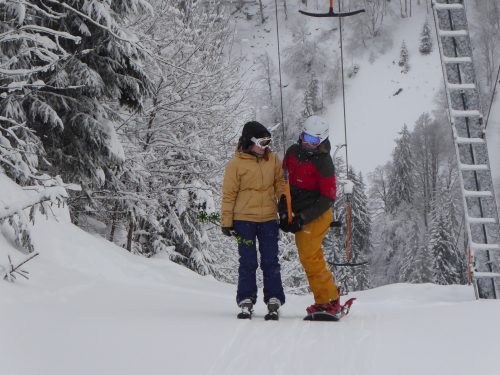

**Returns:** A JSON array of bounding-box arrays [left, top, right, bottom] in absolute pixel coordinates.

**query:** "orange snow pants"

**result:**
[[295, 209, 339, 304]]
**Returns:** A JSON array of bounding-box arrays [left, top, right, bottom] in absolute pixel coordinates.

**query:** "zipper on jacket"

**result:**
[[258, 158, 264, 219]]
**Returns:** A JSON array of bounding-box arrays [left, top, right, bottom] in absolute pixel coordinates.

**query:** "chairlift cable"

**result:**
[[339, 0, 349, 170], [274, 0, 293, 223], [274, 0, 286, 156]]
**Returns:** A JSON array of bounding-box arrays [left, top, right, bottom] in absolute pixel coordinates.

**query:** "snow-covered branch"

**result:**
[[7, 0, 65, 19], [19, 25, 81, 42], [0, 184, 76, 221], [2, 252, 39, 282], [42, 0, 223, 77]]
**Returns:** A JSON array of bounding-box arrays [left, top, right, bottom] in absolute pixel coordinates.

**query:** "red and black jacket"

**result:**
[[283, 139, 336, 224]]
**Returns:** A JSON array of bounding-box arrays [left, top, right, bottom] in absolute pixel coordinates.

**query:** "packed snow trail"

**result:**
[[2, 212, 500, 375]]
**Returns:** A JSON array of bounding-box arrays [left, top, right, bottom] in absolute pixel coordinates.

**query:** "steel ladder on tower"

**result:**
[[432, 0, 500, 299]]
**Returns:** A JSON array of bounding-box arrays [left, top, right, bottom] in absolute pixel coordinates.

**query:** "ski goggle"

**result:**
[[251, 136, 272, 149], [302, 132, 322, 145]]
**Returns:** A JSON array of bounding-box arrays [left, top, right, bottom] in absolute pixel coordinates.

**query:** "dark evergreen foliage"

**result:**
[[419, 20, 433, 55], [387, 125, 414, 213], [399, 40, 410, 73], [0, 0, 152, 189]]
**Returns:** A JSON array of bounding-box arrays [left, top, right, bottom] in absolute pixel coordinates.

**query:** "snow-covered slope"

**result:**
[[2, 200, 500, 375], [326, 6, 443, 175]]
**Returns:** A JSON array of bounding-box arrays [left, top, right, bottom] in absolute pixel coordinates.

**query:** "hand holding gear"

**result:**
[[221, 227, 234, 237], [278, 195, 288, 218], [288, 216, 303, 233], [279, 215, 303, 233]]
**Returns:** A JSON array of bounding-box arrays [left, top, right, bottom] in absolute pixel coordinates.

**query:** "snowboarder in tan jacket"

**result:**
[[221, 121, 286, 318]]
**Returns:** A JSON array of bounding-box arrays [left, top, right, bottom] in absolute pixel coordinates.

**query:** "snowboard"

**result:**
[[303, 298, 356, 321]]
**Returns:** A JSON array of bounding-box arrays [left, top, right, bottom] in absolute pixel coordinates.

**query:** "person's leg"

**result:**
[[294, 210, 338, 304], [233, 220, 258, 305], [257, 220, 286, 305]]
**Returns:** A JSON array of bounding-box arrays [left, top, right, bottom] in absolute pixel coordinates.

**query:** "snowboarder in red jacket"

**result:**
[[280, 115, 341, 315]]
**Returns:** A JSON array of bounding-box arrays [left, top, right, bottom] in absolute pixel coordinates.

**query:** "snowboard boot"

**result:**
[[306, 298, 341, 315], [265, 297, 281, 321], [237, 299, 254, 319]]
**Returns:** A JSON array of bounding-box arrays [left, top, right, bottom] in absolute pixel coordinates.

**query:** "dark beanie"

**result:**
[[239, 121, 271, 149], [242, 121, 270, 139]]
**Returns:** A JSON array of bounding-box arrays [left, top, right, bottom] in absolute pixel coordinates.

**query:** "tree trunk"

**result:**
[[109, 201, 120, 242], [265, 54, 273, 103], [144, 78, 163, 151], [126, 213, 134, 252], [258, 0, 265, 24]]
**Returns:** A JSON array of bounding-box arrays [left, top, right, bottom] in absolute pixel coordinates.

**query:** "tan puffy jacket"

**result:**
[[221, 151, 285, 227]]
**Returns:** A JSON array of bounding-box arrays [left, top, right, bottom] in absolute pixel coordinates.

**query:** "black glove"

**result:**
[[221, 227, 233, 237], [288, 216, 303, 233], [280, 216, 303, 233], [330, 220, 342, 228], [278, 195, 288, 218], [278, 195, 290, 232], [279, 216, 290, 232]]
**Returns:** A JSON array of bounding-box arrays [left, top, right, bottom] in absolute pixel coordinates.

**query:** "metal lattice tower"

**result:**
[[432, 0, 500, 299]]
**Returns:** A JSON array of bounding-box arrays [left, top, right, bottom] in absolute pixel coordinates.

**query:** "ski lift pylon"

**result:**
[[299, 0, 365, 18]]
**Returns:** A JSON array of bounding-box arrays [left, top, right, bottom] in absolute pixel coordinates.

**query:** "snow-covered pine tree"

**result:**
[[303, 75, 322, 117], [379, 203, 421, 284], [375, 214, 400, 284], [374, 123, 421, 284], [410, 113, 442, 228], [0, 0, 153, 231], [347, 171, 371, 290], [441, 185, 467, 284], [368, 109, 465, 287], [400, 219, 423, 282], [414, 244, 434, 283], [419, 20, 433, 55], [387, 125, 414, 213], [429, 191, 463, 285], [399, 41, 410, 73]]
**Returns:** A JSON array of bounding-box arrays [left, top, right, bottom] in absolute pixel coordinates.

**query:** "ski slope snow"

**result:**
[[2, 203, 500, 375]]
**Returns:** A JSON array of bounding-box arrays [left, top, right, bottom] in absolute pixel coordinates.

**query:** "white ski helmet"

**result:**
[[303, 115, 329, 144]]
